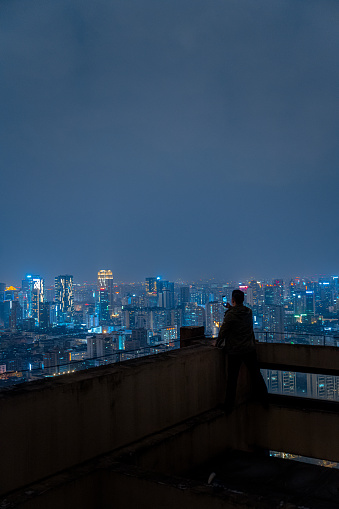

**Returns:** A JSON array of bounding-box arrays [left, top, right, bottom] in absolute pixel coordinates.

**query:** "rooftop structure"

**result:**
[[1, 329, 339, 508]]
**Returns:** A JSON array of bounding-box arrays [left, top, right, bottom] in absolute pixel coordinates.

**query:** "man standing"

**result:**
[[216, 289, 268, 412]]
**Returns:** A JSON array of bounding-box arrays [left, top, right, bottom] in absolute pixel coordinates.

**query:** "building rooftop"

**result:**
[[1, 330, 339, 508]]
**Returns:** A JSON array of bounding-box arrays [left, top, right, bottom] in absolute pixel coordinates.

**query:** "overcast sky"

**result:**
[[1, 0, 338, 286]]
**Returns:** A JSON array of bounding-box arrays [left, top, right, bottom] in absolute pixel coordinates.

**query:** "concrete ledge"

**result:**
[[250, 396, 339, 463], [4, 401, 339, 509], [1, 341, 339, 499], [0, 344, 224, 496], [257, 343, 339, 375]]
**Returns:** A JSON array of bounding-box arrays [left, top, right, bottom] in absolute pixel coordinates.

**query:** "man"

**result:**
[[216, 289, 268, 412]]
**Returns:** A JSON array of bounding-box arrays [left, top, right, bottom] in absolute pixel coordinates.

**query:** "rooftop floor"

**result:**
[[189, 449, 339, 509]]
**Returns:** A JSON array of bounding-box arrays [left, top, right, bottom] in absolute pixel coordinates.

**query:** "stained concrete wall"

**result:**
[[0, 344, 224, 496], [1, 342, 339, 499], [7, 398, 339, 509], [257, 342, 339, 374], [250, 401, 339, 463]]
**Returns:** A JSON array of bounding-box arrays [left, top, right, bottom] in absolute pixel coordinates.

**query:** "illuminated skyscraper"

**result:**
[[21, 274, 44, 325], [145, 277, 157, 295], [5, 286, 18, 301], [205, 301, 224, 337], [55, 275, 74, 323], [0, 283, 5, 303], [157, 281, 174, 309], [97, 270, 114, 318], [98, 287, 109, 323]]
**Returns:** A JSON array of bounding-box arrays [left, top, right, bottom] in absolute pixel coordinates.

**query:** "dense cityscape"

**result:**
[[1, 0, 338, 501], [1, 270, 339, 396]]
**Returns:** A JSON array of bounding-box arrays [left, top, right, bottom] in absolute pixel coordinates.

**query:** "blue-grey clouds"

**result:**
[[1, 0, 338, 284]]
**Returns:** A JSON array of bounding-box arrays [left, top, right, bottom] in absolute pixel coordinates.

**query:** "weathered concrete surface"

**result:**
[[188, 449, 339, 509], [180, 326, 206, 348], [113, 407, 252, 476], [0, 463, 277, 509], [5, 406, 339, 509], [250, 396, 339, 463], [0, 344, 224, 496], [1, 341, 339, 500], [1, 437, 316, 509], [257, 342, 339, 375], [110, 397, 339, 473]]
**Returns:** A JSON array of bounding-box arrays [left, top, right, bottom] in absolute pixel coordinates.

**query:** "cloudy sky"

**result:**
[[1, 0, 338, 285]]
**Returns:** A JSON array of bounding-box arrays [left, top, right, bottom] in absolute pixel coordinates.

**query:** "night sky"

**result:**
[[1, 0, 338, 286]]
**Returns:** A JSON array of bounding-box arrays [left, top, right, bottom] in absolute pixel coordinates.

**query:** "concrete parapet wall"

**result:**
[[0, 344, 224, 496], [1, 342, 339, 498], [257, 342, 339, 374], [250, 399, 339, 463]]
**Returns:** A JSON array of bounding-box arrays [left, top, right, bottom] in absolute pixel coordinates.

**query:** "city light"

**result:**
[[0, 272, 339, 389]]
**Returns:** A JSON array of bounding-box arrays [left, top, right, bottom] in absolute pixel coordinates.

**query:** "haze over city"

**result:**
[[1, 0, 338, 285]]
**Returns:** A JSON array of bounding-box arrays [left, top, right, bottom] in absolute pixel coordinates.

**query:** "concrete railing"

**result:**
[[0, 343, 224, 496], [257, 341, 339, 375], [1, 340, 339, 498]]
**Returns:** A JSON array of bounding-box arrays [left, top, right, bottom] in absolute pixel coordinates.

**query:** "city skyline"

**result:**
[[2, 269, 339, 290], [1, 269, 339, 386], [0, 269, 339, 289]]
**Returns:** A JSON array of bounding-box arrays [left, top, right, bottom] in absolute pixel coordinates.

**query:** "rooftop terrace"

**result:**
[[1, 327, 339, 508]]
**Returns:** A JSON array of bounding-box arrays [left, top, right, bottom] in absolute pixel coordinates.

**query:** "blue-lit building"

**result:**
[[55, 275, 74, 324], [98, 287, 109, 324], [21, 274, 44, 326]]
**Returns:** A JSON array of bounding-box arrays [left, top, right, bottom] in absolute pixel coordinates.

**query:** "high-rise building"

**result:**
[[39, 302, 51, 329], [87, 335, 105, 359], [98, 287, 109, 324], [157, 280, 174, 309], [205, 301, 224, 337], [21, 274, 44, 325], [9, 301, 21, 330], [183, 303, 205, 327], [0, 283, 5, 303], [131, 328, 148, 348], [180, 287, 190, 305], [55, 275, 74, 323], [97, 270, 114, 318], [145, 277, 157, 295], [5, 286, 19, 301], [161, 326, 177, 346]]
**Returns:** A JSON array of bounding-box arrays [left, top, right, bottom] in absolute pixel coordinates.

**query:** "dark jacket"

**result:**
[[216, 304, 256, 355]]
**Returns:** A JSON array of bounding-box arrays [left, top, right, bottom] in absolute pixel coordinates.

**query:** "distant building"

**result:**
[[145, 277, 157, 295], [183, 303, 205, 327], [9, 300, 21, 330], [5, 286, 19, 301], [180, 287, 190, 305], [98, 287, 109, 324], [0, 283, 5, 303], [21, 274, 44, 326], [161, 326, 177, 345], [39, 302, 50, 329], [205, 301, 224, 337], [55, 275, 74, 323], [43, 348, 68, 375], [131, 328, 148, 348], [87, 335, 105, 359], [97, 270, 114, 318]]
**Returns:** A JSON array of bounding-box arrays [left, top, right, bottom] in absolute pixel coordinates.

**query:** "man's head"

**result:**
[[231, 289, 245, 306]]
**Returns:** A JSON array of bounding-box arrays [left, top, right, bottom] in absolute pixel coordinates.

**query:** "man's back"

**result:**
[[218, 304, 255, 355]]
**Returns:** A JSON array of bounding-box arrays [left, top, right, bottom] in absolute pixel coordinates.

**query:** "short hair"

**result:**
[[232, 289, 245, 305]]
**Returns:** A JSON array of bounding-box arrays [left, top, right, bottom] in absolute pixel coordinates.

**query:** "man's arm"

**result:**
[[216, 307, 232, 347]]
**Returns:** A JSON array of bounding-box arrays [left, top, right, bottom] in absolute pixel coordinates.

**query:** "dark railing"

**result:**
[[0, 340, 182, 389], [254, 330, 338, 347], [1, 329, 338, 390]]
